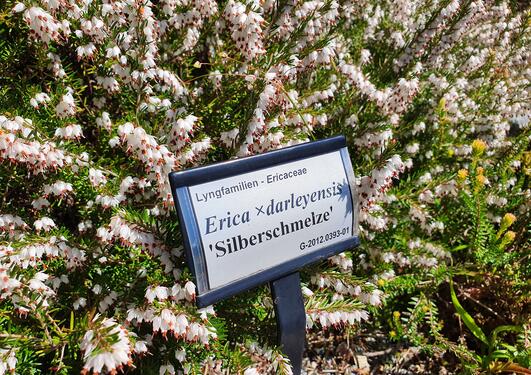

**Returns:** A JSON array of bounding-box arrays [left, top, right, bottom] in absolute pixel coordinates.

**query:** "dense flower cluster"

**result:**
[[80, 316, 133, 375], [0, 0, 529, 373]]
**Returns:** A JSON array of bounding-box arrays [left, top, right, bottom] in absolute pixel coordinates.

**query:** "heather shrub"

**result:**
[[0, 0, 529, 374]]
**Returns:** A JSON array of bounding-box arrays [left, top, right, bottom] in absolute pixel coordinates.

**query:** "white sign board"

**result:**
[[189, 150, 353, 289], [169, 136, 359, 307]]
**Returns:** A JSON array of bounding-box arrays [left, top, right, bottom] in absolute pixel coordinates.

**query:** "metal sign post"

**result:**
[[271, 272, 306, 374], [169, 136, 359, 373]]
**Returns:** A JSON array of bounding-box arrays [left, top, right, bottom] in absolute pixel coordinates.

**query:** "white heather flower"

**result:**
[[34, 217, 56, 232], [301, 286, 314, 297], [197, 305, 215, 320], [99, 291, 118, 312], [23, 7, 62, 44], [12, 3, 25, 13], [379, 270, 395, 280], [413, 121, 426, 135], [209, 70, 222, 88], [223, 0, 266, 60], [134, 341, 148, 354], [406, 143, 419, 155], [159, 363, 175, 375], [50, 274, 66, 289], [28, 272, 53, 293], [117, 122, 178, 204], [418, 172, 432, 185], [358, 155, 404, 209], [126, 308, 145, 325], [46, 52, 65, 77], [360, 49, 371, 65], [0, 349, 17, 374], [96, 76, 120, 93], [93, 96, 106, 109], [88, 168, 107, 187], [0, 268, 21, 296], [184, 281, 196, 301], [78, 220, 93, 233], [175, 314, 189, 336], [76, 43, 97, 60], [0, 0, 526, 368], [181, 138, 211, 164], [73, 297, 87, 310], [109, 136, 120, 147], [175, 349, 186, 362], [419, 190, 435, 203], [55, 124, 83, 140], [55, 89, 76, 118], [145, 285, 169, 303], [30, 92, 51, 108], [0, 214, 28, 234], [43, 181, 73, 197], [81, 316, 132, 374], [219, 128, 239, 148], [96, 112, 112, 131], [435, 181, 458, 197], [362, 288, 383, 306], [0, 116, 70, 173], [106, 46, 121, 59], [96, 226, 112, 242], [169, 114, 198, 151], [428, 221, 445, 234]]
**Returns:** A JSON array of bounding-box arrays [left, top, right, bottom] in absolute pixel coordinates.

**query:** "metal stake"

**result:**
[[270, 272, 306, 375]]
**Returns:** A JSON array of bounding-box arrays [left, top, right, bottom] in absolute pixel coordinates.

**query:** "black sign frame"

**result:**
[[169, 135, 359, 307]]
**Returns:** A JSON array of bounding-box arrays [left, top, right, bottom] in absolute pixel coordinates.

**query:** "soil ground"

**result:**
[[304, 329, 457, 374]]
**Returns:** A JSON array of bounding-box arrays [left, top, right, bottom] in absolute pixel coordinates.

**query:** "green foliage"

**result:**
[[1, 0, 530, 373]]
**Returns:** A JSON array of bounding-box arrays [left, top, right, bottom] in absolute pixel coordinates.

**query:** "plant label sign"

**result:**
[[169, 136, 359, 307]]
